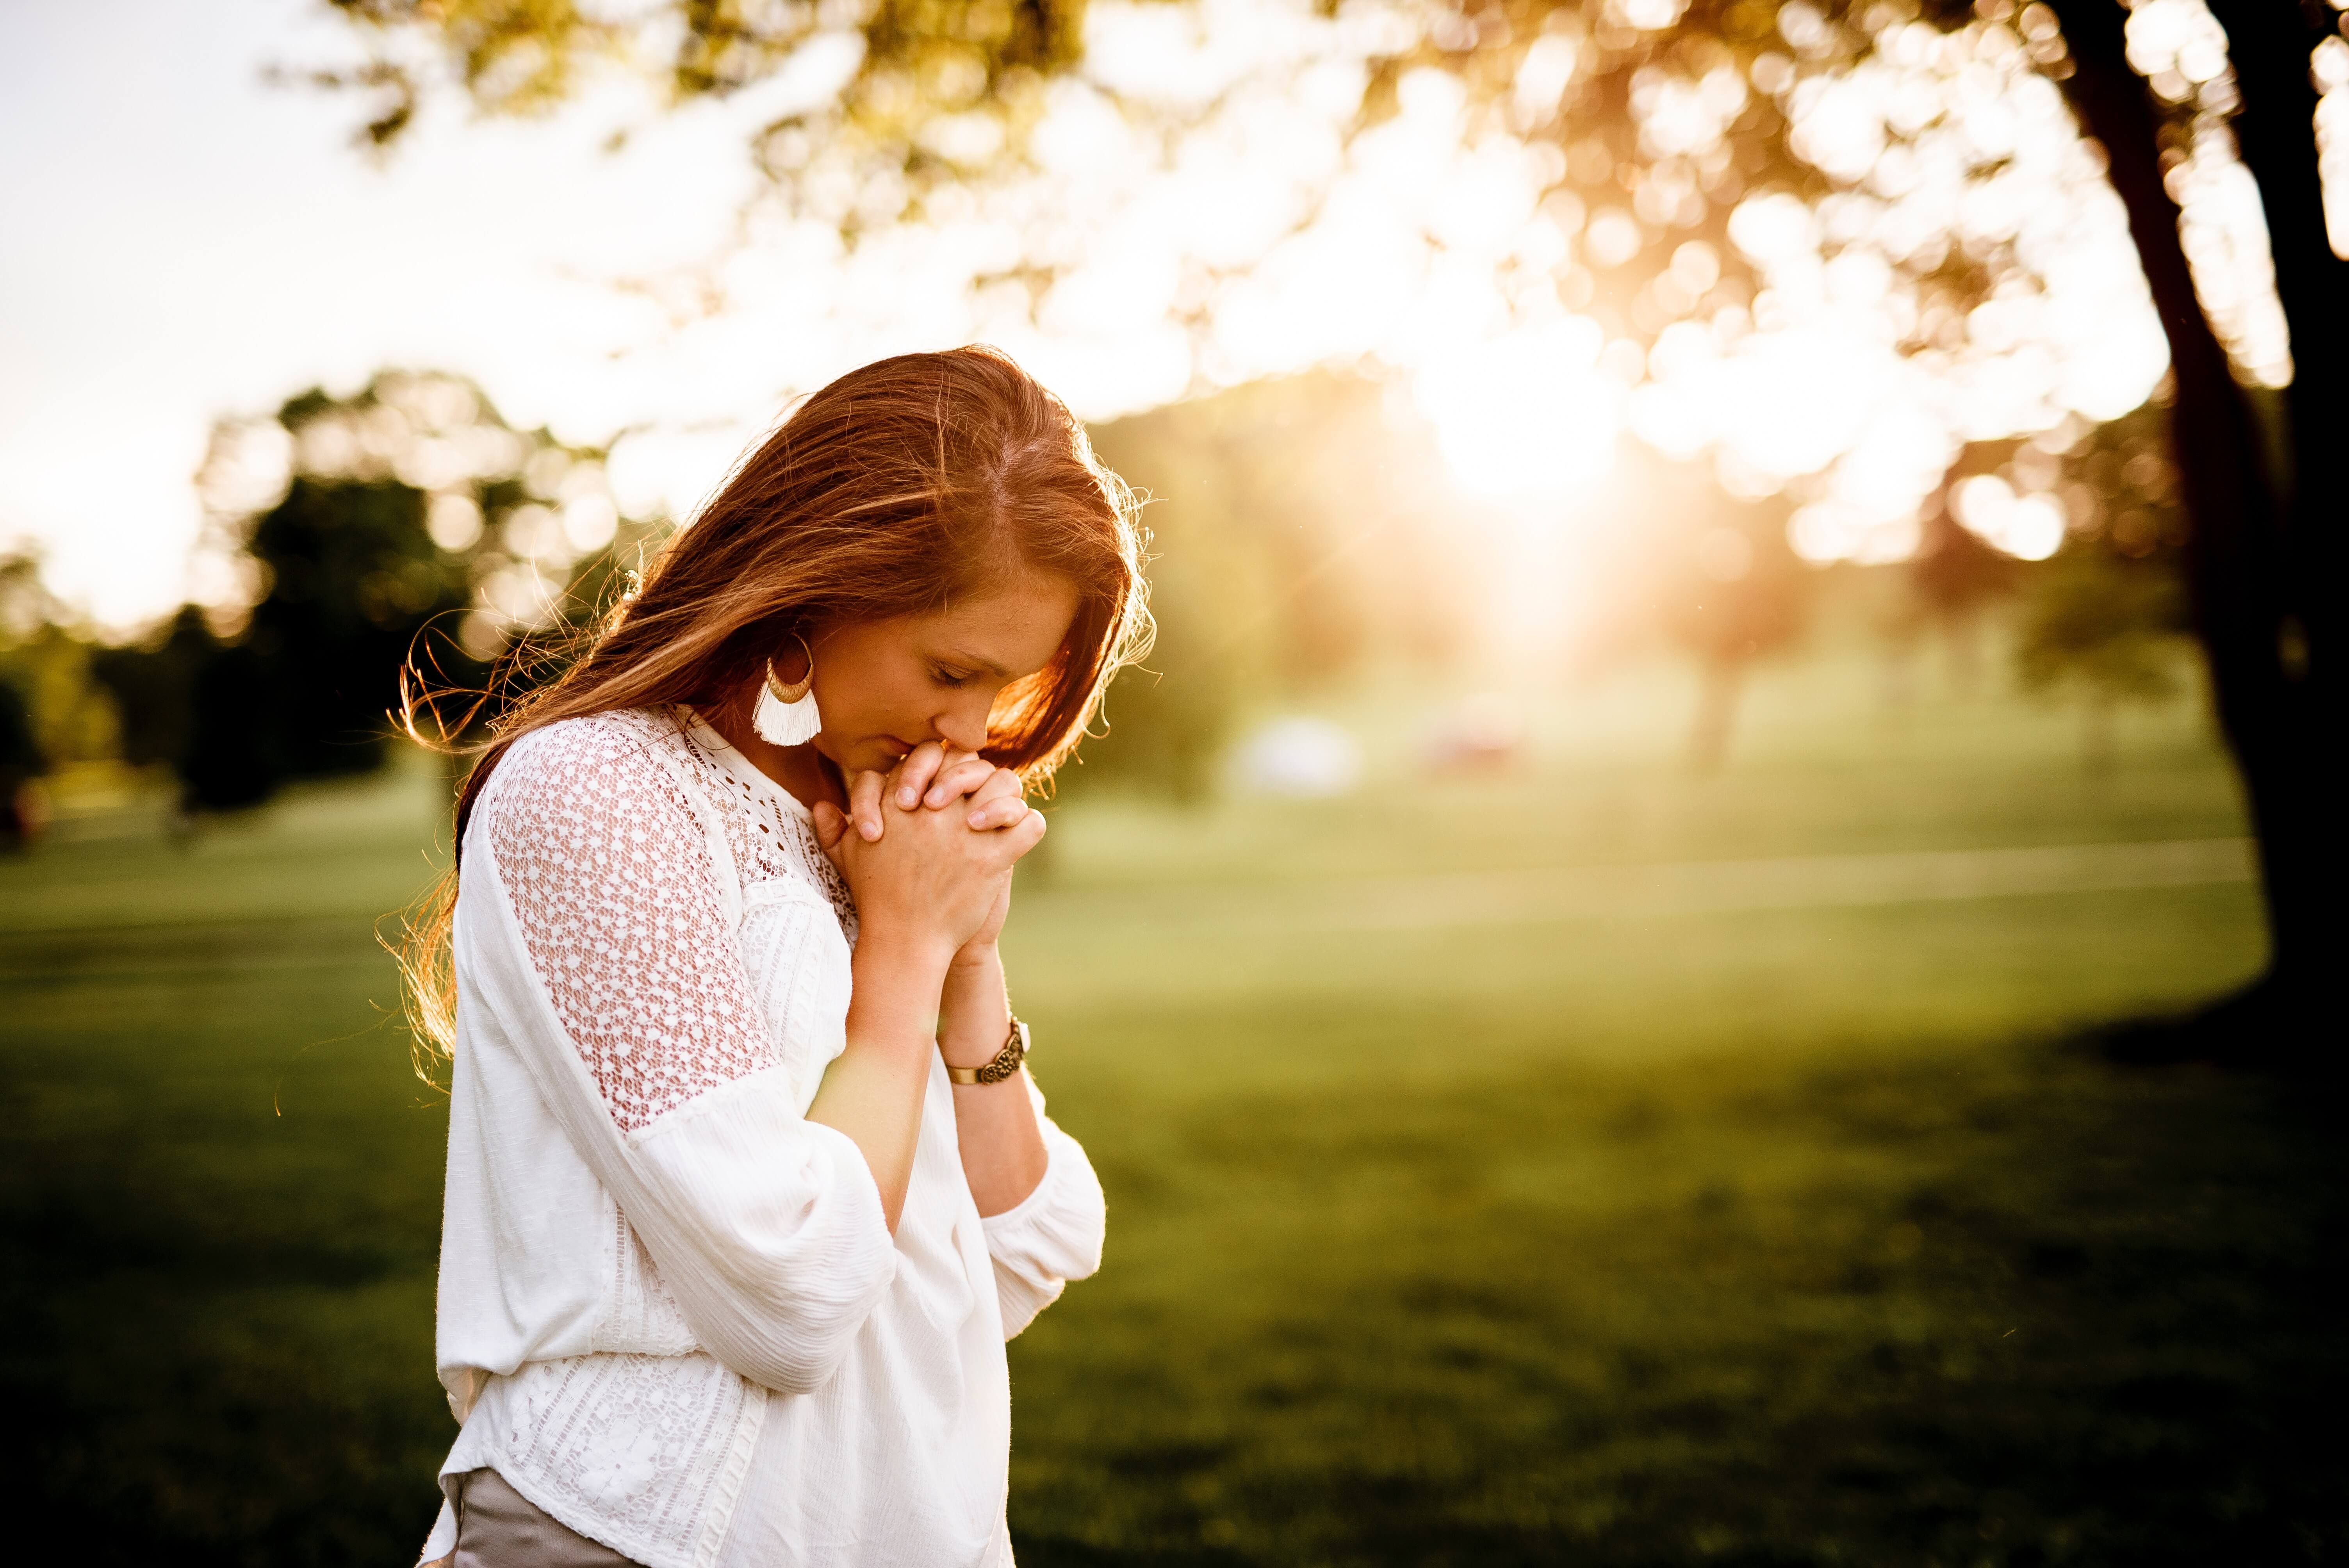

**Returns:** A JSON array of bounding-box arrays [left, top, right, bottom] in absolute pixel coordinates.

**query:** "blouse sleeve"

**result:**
[[465, 719, 896, 1393], [980, 1074, 1107, 1339]]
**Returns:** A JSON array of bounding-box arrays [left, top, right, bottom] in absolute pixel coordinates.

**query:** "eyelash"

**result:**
[[933, 667, 972, 688]]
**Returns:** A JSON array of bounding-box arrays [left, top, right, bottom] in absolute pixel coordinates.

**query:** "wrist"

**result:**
[[938, 951, 1009, 1067], [943, 1017, 1029, 1085], [852, 925, 960, 985], [938, 1003, 1012, 1068], [948, 939, 1000, 974]]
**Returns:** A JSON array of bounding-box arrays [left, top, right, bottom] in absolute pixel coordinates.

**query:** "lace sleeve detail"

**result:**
[[479, 715, 778, 1133]]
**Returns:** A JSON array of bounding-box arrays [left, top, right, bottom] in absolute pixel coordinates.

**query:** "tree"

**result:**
[[2015, 537, 2192, 765], [1902, 506, 2016, 697], [1378, 0, 2336, 1045], [1567, 444, 1812, 769], [1991, 401, 2194, 766], [319, 0, 2334, 1044], [2023, 0, 2335, 1051], [1450, 0, 2331, 1042], [1655, 489, 1809, 772], [89, 608, 217, 773], [97, 372, 654, 812], [0, 553, 122, 786], [1080, 371, 1470, 799], [0, 669, 42, 851], [310, 0, 1087, 242]]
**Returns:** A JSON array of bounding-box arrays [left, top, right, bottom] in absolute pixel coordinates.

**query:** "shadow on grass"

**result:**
[[0, 1165, 447, 1566], [1008, 1025, 2347, 1567], [4, 1015, 2342, 1566]]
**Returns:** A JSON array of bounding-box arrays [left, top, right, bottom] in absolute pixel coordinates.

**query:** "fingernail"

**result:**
[[897, 788, 916, 808]]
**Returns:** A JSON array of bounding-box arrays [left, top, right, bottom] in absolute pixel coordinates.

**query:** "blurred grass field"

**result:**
[[4, 654, 2341, 1566]]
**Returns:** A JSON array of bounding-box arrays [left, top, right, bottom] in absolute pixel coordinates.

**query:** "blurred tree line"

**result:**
[[2007, 404, 2196, 761], [0, 372, 655, 830], [1087, 370, 2196, 788], [1073, 373, 1475, 798], [1896, 401, 2195, 737], [3, 362, 2190, 836]]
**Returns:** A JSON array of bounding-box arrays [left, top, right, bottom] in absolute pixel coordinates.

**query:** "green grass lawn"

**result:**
[[3, 659, 2338, 1566]]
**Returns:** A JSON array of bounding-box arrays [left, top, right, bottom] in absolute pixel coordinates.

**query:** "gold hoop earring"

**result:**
[[764, 633, 814, 703], [754, 633, 822, 745]]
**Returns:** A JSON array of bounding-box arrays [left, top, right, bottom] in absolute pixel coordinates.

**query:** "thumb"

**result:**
[[811, 800, 848, 860]]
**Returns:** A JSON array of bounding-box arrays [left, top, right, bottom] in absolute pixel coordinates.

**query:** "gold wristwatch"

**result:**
[[945, 1016, 1029, 1085]]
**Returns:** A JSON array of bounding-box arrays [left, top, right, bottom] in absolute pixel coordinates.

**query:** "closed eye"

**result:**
[[932, 666, 973, 688]]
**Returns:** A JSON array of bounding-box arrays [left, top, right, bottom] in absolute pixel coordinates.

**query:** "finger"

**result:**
[[988, 807, 1045, 854], [923, 757, 996, 808], [893, 741, 948, 811], [966, 793, 1033, 831], [964, 772, 1025, 825], [849, 770, 888, 842], [957, 766, 1018, 820], [1004, 808, 1048, 859]]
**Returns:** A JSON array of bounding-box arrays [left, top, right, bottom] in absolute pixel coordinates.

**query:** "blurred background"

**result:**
[[1, 0, 2339, 1563]]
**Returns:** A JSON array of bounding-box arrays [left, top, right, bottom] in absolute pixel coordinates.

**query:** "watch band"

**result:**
[[945, 1016, 1028, 1085]]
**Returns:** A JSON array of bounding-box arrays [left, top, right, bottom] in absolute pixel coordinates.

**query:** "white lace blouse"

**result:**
[[417, 707, 1105, 1568]]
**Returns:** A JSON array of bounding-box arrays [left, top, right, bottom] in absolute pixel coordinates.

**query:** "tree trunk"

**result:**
[[2201, 0, 2344, 988], [2046, 0, 2324, 1039]]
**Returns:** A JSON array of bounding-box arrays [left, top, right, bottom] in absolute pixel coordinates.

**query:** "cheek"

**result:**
[[815, 652, 928, 734]]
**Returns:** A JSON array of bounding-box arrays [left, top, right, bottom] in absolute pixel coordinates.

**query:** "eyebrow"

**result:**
[[938, 647, 1013, 679]]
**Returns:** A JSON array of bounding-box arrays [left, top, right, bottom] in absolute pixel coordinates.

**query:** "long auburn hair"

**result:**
[[395, 345, 1150, 1066]]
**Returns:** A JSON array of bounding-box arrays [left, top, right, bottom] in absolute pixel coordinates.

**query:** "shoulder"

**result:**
[[478, 708, 696, 826]]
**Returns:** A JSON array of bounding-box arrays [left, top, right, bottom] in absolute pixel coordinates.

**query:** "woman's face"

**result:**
[[804, 571, 1080, 774]]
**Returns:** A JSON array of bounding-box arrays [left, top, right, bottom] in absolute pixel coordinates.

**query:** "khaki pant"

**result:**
[[433, 1468, 645, 1568]]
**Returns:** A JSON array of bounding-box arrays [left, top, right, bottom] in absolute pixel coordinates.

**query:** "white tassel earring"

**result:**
[[753, 634, 823, 746]]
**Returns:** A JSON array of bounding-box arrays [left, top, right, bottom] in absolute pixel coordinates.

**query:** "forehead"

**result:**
[[911, 573, 1079, 672]]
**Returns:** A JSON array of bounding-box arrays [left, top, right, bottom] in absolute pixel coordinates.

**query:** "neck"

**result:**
[[698, 693, 845, 811]]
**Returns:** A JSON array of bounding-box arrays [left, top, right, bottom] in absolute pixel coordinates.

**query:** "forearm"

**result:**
[[807, 929, 954, 1232], [940, 945, 1050, 1217]]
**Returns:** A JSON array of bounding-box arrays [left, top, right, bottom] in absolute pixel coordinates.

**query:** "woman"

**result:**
[[408, 346, 1148, 1568]]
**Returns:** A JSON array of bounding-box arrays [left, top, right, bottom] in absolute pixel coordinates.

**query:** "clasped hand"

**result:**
[[810, 741, 1043, 963]]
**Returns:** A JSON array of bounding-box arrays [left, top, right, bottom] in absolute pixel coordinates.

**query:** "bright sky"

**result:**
[[4, 0, 2264, 633], [3, 0, 873, 627]]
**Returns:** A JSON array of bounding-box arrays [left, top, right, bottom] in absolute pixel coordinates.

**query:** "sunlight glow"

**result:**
[[1951, 472, 2067, 560], [1413, 321, 1620, 501], [2, 0, 2303, 623]]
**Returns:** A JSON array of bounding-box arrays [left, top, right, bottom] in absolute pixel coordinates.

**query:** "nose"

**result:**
[[936, 695, 991, 755]]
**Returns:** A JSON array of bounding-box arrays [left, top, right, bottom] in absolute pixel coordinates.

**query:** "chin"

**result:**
[[832, 736, 910, 773]]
